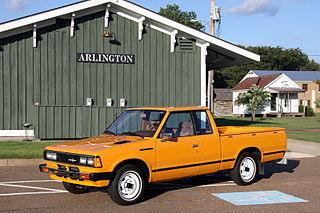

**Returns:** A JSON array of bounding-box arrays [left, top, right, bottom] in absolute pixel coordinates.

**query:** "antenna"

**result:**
[[210, 0, 221, 36]]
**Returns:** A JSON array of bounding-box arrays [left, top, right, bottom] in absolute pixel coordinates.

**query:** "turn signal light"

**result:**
[[94, 157, 102, 168], [42, 167, 49, 173], [79, 174, 90, 180]]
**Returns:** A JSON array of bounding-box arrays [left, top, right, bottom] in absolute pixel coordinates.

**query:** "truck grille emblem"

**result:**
[[68, 158, 76, 163]]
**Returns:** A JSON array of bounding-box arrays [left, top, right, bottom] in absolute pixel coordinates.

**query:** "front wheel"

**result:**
[[62, 182, 89, 194], [231, 152, 259, 186], [108, 165, 145, 205]]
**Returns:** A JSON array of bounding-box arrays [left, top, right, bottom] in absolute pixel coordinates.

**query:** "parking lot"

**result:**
[[0, 156, 319, 213]]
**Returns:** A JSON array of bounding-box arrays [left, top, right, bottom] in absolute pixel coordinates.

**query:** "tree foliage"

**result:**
[[315, 98, 320, 109], [158, 4, 205, 31], [216, 46, 320, 88], [236, 85, 271, 122]]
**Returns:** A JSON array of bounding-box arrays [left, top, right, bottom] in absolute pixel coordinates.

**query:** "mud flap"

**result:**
[[258, 162, 265, 176]]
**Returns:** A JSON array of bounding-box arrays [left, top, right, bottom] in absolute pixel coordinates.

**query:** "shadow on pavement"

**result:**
[[91, 160, 300, 203], [261, 159, 300, 179]]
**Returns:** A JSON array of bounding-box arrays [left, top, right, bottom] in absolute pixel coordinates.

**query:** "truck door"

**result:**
[[154, 111, 201, 181]]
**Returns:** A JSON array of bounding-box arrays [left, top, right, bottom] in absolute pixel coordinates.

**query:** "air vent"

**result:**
[[177, 39, 195, 52]]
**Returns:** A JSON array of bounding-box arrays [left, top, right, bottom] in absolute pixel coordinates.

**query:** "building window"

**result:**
[[300, 100, 303, 105], [302, 84, 308, 91], [308, 100, 311, 106]]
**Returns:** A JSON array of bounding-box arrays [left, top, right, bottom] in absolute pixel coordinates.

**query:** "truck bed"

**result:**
[[218, 126, 285, 136]]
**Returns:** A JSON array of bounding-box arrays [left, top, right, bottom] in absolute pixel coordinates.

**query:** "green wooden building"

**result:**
[[0, 0, 259, 139]]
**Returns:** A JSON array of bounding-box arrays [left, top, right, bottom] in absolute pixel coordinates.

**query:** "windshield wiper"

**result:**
[[103, 130, 117, 136], [121, 132, 144, 139]]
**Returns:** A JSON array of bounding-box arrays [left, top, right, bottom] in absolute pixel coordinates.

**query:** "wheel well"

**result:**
[[237, 147, 262, 162], [112, 159, 150, 182]]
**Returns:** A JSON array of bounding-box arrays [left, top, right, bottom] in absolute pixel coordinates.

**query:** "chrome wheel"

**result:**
[[118, 171, 143, 201], [239, 157, 256, 182]]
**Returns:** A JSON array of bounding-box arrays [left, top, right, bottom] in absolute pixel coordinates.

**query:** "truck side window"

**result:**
[[159, 112, 195, 138], [193, 111, 213, 135]]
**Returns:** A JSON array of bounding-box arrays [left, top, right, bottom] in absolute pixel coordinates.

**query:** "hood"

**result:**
[[46, 135, 146, 155]]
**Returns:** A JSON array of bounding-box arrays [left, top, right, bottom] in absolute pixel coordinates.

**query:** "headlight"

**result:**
[[79, 156, 98, 167], [87, 158, 94, 166], [45, 152, 57, 161]]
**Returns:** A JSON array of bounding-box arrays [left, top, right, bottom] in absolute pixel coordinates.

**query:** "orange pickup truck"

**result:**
[[39, 106, 287, 205]]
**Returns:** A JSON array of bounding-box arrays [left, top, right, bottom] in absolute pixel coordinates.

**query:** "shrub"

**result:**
[[298, 105, 304, 113], [299, 105, 315, 116], [306, 106, 315, 116]]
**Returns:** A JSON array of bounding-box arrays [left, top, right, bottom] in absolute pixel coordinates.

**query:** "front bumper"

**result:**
[[39, 164, 112, 182]]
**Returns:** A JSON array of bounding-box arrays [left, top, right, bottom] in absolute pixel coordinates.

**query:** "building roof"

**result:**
[[269, 87, 305, 93], [0, 0, 259, 69], [214, 89, 233, 101], [251, 70, 320, 82], [233, 74, 281, 91]]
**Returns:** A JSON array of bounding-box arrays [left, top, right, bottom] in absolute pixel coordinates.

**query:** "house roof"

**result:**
[[269, 87, 305, 93], [0, 0, 260, 69], [233, 74, 281, 91], [214, 89, 233, 101], [251, 70, 320, 82]]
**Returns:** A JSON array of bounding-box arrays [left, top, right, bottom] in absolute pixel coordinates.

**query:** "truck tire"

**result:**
[[108, 165, 145, 205], [231, 152, 259, 186], [62, 182, 89, 194]]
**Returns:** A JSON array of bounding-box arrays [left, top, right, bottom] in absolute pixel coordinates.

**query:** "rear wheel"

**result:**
[[108, 165, 145, 205], [62, 182, 89, 194], [231, 152, 259, 186]]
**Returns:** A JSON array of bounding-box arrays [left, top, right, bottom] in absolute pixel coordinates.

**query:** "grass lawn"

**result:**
[[0, 142, 57, 159], [215, 116, 320, 143]]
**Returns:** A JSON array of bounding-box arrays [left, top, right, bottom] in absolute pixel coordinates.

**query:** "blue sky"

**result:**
[[1, 0, 319, 63]]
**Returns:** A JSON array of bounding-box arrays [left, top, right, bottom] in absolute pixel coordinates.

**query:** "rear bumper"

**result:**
[[39, 164, 112, 182]]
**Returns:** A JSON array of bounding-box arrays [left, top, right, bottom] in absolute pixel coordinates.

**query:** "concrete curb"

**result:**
[[0, 158, 42, 167]]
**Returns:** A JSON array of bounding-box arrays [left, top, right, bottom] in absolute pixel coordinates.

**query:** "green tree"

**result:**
[[315, 98, 320, 109], [217, 46, 320, 88], [236, 85, 271, 122], [158, 4, 205, 31]]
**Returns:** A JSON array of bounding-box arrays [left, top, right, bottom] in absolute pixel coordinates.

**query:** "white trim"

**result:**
[[70, 13, 75, 37], [0, 0, 259, 63], [138, 16, 145, 40], [0, 130, 34, 137], [32, 24, 37, 48], [199, 42, 210, 106], [170, 30, 178, 53], [105, 4, 111, 28]]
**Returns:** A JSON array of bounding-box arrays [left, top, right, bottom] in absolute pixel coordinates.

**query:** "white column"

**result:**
[[312, 90, 316, 110], [199, 42, 210, 107]]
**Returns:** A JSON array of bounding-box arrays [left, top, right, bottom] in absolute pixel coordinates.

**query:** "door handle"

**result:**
[[192, 144, 199, 148]]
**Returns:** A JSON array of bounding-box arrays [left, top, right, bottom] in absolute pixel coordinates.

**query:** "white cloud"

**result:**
[[226, 0, 279, 16], [6, 0, 27, 12]]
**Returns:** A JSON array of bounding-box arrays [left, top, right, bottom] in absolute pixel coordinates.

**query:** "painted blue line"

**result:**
[[212, 191, 309, 206]]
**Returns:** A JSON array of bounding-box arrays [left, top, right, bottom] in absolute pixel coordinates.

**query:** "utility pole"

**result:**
[[208, 0, 221, 112], [210, 0, 216, 36]]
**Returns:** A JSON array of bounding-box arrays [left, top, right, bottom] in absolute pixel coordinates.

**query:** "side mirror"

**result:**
[[161, 133, 177, 142]]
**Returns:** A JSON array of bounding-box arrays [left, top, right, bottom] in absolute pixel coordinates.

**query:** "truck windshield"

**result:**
[[104, 110, 166, 138]]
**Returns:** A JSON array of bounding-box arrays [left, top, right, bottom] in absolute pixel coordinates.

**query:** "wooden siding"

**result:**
[[0, 11, 201, 139]]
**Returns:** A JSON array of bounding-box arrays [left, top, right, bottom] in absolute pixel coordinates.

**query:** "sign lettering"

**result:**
[[77, 53, 135, 64]]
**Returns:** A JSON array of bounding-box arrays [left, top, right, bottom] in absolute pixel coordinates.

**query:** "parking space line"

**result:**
[[0, 191, 68, 197], [0, 179, 68, 197], [0, 183, 65, 192], [0, 180, 61, 184], [197, 183, 237, 188]]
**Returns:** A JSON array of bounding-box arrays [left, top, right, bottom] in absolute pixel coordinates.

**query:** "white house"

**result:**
[[233, 73, 305, 116]]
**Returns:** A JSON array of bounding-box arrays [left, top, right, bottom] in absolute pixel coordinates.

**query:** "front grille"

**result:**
[[57, 152, 81, 165], [44, 150, 94, 167]]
